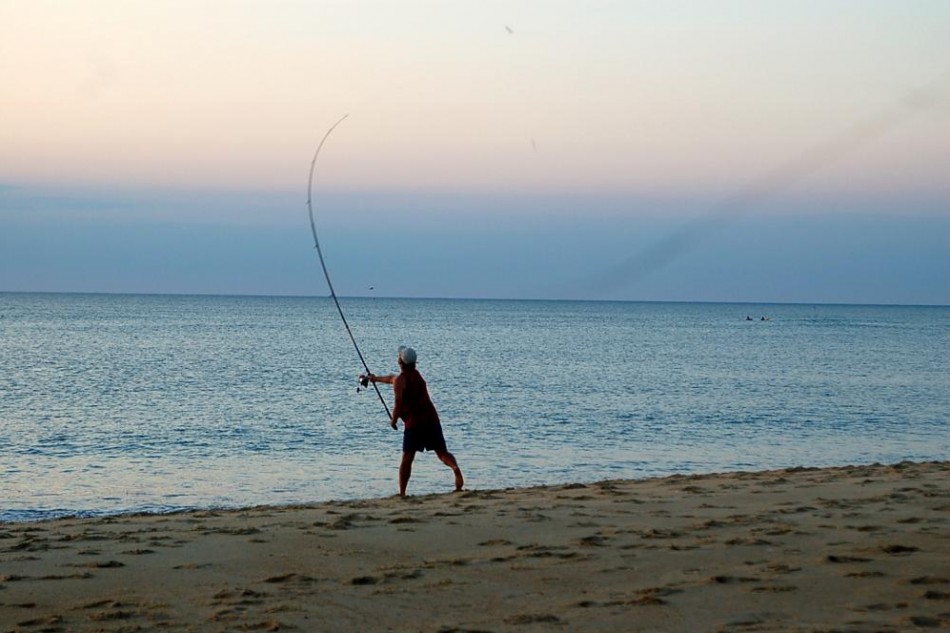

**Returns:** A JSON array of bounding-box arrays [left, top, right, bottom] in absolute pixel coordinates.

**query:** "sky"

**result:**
[[2, 1, 949, 304]]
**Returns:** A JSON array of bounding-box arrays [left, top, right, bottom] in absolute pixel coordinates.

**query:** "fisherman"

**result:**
[[368, 346, 464, 497]]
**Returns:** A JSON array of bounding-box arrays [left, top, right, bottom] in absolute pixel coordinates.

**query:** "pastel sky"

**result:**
[[2, 1, 949, 304]]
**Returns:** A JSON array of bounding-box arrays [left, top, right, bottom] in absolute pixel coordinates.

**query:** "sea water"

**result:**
[[1, 293, 947, 522]]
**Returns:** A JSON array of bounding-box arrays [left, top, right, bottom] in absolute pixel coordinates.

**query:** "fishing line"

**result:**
[[307, 114, 392, 421], [574, 69, 950, 298]]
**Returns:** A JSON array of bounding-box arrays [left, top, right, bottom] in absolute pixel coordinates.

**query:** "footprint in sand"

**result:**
[[750, 585, 798, 593], [211, 587, 269, 607], [173, 562, 211, 570], [575, 535, 608, 547], [80, 598, 153, 623], [904, 615, 945, 628], [629, 587, 682, 605], [15, 615, 64, 628], [710, 575, 761, 584], [72, 560, 125, 569], [261, 573, 297, 583], [881, 544, 920, 555], [504, 613, 562, 625], [826, 554, 873, 564], [388, 516, 424, 524]]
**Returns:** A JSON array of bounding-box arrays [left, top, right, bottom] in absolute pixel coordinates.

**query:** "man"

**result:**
[[369, 346, 464, 497]]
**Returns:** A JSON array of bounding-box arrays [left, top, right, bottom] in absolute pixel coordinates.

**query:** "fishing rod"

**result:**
[[307, 114, 392, 421]]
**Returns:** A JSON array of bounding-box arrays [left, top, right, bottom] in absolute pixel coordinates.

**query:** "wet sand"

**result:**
[[1, 461, 947, 632]]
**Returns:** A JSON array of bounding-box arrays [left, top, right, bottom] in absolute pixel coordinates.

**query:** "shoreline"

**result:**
[[2, 461, 947, 631], [4, 460, 942, 527]]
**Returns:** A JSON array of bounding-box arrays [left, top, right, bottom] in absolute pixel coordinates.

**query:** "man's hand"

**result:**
[[390, 420, 398, 430]]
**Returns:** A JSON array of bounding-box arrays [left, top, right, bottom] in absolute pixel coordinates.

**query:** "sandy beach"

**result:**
[[1, 461, 947, 632]]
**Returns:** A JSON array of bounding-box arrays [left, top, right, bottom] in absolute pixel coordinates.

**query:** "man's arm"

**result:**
[[369, 373, 401, 429]]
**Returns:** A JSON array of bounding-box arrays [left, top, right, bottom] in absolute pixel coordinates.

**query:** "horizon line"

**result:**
[[1, 289, 947, 309]]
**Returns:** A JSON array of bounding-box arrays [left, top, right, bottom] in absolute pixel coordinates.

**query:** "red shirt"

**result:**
[[393, 368, 440, 431]]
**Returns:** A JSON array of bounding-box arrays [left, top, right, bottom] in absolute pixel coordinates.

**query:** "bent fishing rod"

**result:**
[[307, 114, 392, 421]]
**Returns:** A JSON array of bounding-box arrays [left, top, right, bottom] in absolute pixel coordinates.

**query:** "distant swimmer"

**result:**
[[368, 346, 464, 497]]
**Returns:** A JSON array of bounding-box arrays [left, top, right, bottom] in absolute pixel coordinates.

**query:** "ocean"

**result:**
[[1, 293, 947, 522]]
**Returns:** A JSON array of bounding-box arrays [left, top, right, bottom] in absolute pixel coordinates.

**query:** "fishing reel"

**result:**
[[357, 373, 370, 393]]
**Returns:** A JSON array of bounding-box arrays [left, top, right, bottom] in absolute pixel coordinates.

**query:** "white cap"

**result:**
[[398, 345, 417, 364]]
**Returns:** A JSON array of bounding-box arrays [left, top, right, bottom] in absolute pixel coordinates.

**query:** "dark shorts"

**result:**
[[403, 423, 448, 454]]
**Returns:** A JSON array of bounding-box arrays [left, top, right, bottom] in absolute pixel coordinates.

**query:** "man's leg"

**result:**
[[399, 451, 415, 497], [436, 451, 464, 491]]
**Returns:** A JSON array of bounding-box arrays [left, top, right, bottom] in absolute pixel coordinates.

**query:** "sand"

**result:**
[[1, 461, 947, 632]]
